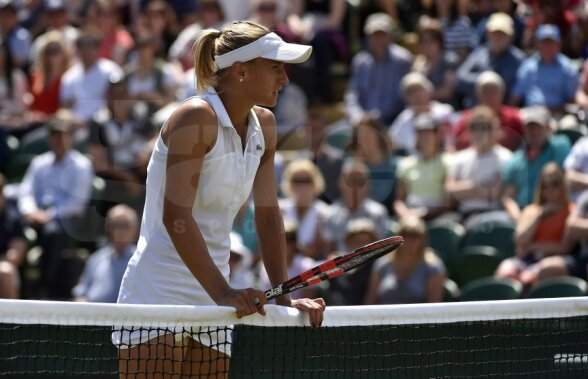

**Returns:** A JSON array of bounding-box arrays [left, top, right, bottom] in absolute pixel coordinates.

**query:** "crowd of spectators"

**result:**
[[2, 0, 588, 305]]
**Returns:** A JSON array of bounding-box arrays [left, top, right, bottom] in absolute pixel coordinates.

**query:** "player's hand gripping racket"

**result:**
[[254, 235, 404, 305]]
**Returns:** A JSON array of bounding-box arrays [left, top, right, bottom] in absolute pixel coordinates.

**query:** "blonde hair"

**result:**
[[469, 105, 499, 128], [533, 162, 569, 206], [281, 159, 325, 198], [192, 21, 270, 94], [32, 31, 71, 93]]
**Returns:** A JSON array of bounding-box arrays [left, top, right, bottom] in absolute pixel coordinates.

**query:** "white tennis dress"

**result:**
[[114, 88, 265, 351]]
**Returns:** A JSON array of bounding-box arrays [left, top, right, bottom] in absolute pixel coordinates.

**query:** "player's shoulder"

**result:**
[[253, 106, 276, 127], [163, 98, 218, 145]]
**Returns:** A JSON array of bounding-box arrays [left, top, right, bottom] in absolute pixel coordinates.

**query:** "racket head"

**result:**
[[334, 235, 404, 272]]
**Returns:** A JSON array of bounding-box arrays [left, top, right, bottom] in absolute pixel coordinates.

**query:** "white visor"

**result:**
[[214, 32, 312, 70]]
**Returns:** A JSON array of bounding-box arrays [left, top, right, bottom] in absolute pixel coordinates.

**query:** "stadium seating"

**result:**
[[526, 276, 588, 299], [427, 220, 465, 277], [458, 277, 523, 302], [452, 246, 504, 286], [460, 222, 515, 259]]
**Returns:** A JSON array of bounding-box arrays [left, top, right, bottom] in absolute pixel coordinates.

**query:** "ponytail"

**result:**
[[192, 28, 222, 94], [192, 21, 270, 94]]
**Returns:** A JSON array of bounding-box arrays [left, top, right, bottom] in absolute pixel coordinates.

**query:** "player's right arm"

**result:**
[[161, 100, 265, 317]]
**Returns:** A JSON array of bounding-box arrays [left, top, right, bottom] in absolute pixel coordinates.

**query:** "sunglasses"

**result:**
[[258, 4, 276, 12], [468, 122, 492, 131], [541, 179, 562, 189], [291, 176, 313, 186]]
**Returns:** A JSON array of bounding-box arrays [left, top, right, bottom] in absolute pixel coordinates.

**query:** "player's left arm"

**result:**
[[252, 107, 325, 326]]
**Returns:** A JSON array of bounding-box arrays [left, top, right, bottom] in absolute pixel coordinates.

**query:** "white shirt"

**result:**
[[279, 198, 328, 248], [60, 59, 122, 121], [449, 145, 512, 213], [117, 88, 265, 305]]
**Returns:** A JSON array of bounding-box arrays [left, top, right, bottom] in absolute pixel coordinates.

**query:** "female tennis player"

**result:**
[[116, 20, 326, 378]]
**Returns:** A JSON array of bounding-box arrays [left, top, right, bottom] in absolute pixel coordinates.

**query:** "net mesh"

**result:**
[[1, 298, 588, 378]]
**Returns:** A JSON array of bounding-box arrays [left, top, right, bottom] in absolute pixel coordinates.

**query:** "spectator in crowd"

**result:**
[[364, 216, 446, 304], [574, 58, 588, 115], [453, 71, 524, 152], [136, 0, 179, 57], [394, 113, 452, 222], [345, 12, 412, 125], [28, 0, 79, 63], [456, 12, 525, 108], [279, 159, 329, 260], [0, 38, 28, 124], [446, 105, 513, 226], [328, 218, 380, 305], [18, 116, 94, 298], [72, 204, 138, 302], [258, 220, 317, 300], [29, 31, 72, 117], [303, 111, 343, 204], [520, 0, 584, 58], [411, 16, 459, 106], [423, 0, 476, 62], [250, 0, 295, 43], [228, 231, 255, 290], [287, 0, 348, 104], [0, 0, 32, 68], [348, 114, 396, 212], [322, 158, 389, 253], [474, 0, 524, 48], [168, 0, 226, 75], [533, 189, 588, 282], [124, 31, 180, 116], [502, 105, 571, 220], [59, 30, 123, 124], [92, 0, 134, 67], [496, 163, 574, 286], [0, 173, 27, 299], [564, 135, 588, 202], [388, 72, 454, 155], [510, 24, 579, 113], [87, 74, 157, 217]]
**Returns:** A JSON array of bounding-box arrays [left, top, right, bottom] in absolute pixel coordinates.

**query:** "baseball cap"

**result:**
[[414, 113, 438, 131], [214, 32, 312, 70], [363, 12, 395, 35], [486, 12, 514, 36], [400, 72, 433, 98], [45, 0, 66, 11], [345, 218, 378, 242], [521, 105, 552, 126], [536, 24, 561, 43]]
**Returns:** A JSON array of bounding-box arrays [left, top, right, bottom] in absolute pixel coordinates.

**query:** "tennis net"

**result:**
[[1, 298, 588, 378]]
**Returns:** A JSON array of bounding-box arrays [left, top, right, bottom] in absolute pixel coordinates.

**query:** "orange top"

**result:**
[[533, 203, 574, 243]]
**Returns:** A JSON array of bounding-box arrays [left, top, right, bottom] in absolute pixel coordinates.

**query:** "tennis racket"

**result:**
[[254, 235, 404, 304]]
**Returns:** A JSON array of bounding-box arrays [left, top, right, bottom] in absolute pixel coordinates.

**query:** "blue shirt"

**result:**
[[72, 245, 135, 303], [502, 135, 571, 207], [345, 44, 412, 125], [18, 150, 94, 220], [456, 45, 525, 107], [512, 53, 579, 109]]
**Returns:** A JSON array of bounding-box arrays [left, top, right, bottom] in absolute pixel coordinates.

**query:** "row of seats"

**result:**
[[444, 276, 588, 302], [427, 219, 516, 286]]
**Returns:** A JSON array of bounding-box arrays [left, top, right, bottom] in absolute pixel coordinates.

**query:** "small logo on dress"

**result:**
[[256, 144, 263, 152]]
